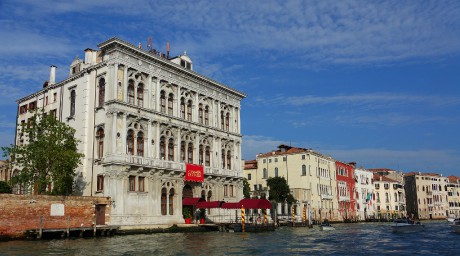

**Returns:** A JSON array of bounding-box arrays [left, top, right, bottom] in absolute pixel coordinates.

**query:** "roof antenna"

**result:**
[[147, 36, 153, 51], [166, 42, 170, 59]]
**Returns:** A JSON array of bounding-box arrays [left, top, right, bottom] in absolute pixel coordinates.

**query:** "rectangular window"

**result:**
[[254, 185, 257, 191], [229, 185, 234, 197], [45, 96, 48, 106], [283, 157, 286, 162], [248, 174, 251, 180], [29, 101, 37, 111], [224, 185, 228, 197], [53, 92, 57, 102], [269, 159, 272, 163], [275, 158, 278, 162], [138, 176, 145, 192], [97, 175, 104, 192], [263, 159, 266, 164], [302, 155, 305, 160], [129, 175, 136, 191]]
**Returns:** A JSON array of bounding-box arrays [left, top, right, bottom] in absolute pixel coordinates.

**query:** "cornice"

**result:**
[[98, 37, 246, 100]]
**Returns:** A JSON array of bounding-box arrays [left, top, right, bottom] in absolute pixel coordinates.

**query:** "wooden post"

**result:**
[[66, 216, 70, 238], [38, 216, 43, 239], [93, 214, 97, 237], [241, 205, 245, 232]]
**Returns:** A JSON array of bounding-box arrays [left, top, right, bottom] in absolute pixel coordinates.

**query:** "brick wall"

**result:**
[[0, 194, 111, 238]]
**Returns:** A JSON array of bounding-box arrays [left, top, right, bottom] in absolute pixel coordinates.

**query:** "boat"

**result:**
[[450, 219, 460, 233], [391, 219, 424, 233], [320, 219, 335, 231], [446, 217, 459, 223], [320, 224, 335, 231]]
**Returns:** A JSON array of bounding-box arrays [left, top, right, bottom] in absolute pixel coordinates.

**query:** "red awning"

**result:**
[[196, 201, 224, 209], [182, 197, 205, 206], [221, 202, 242, 209], [239, 199, 272, 209]]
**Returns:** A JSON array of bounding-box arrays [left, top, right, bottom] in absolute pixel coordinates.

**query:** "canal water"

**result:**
[[1, 221, 458, 255]]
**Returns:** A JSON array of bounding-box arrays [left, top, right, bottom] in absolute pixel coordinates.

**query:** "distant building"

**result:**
[[0, 160, 10, 182], [354, 166, 375, 220], [14, 38, 245, 226], [372, 173, 405, 219], [447, 176, 460, 219], [404, 172, 448, 220], [369, 168, 406, 219], [335, 161, 357, 221], [244, 144, 339, 222], [243, 159, 268, 198]]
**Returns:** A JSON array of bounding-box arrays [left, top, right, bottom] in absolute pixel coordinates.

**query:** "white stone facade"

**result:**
[[15, 38, 245, 226], [354, 167, 375, 220]]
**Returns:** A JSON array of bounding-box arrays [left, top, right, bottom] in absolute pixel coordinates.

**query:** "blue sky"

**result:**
[[1, 0, 460, 176]]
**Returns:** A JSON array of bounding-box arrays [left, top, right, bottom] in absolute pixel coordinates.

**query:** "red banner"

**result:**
[[185, 164, 204, 182]]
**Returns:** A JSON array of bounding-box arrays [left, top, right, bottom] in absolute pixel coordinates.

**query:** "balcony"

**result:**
[[321, 194, 334, 200], [339, 196, 350, 202], [103, 153, 242, 178]]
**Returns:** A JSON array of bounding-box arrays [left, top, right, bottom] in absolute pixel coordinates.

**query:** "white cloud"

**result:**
[[2, 1, 460, 67], [242, 135, 287, 160], [254, 93, 460, 108]]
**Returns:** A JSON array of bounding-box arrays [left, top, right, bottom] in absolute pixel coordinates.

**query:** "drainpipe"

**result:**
[[90, 68, 98, 196]]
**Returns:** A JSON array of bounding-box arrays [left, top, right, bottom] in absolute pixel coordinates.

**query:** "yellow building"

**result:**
[[244, 145, 339, 222], [404, 172, 449, 220]]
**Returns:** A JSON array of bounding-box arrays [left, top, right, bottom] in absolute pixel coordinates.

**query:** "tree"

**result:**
[[0, 181, 12, 193], [242, 178, 251, 198], [2, 111, 84, 195], [266, 176, 295, 204]]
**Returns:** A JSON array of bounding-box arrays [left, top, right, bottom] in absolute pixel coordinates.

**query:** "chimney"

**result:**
[[84, 48, 94, 64], [49, 65, 57, 85]]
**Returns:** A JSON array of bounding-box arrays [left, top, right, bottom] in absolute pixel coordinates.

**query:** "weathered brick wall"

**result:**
[[0, 194, 111, 238]]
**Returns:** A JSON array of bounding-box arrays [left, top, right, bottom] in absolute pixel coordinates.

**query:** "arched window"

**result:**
[[263, 168, 267, 179], [225, 113, 230, 131], [168, 138, 174, 161], [302, 165, 306, 176], [128, 81, 135, 104], [187, 100, 192, 121], [127, 130, 134, 155], [161, 188, 167, 215], [205, 146, 210, 166], [198, 104, 203, 124], [220, 111, 225, 129], [221, 149, 226, 169], [98, 78, 105, 107], [70, 90, 76, 116], [168, 93, 174, 115], [96, 128, 104, 159], [187, 143, 193, 163], [275, 167, 279, 177], [137, 131, 144, 156], [160, 137, 166, 159], [160, 91, 166, 113], [180, 98, 186, 119], [180, 141, 186, 162], [204, 106, 209, 125], [199, 145, 204, 165], [137, 84, 143, 107], [226, 150, 231, 169], [169, 188, 174, 215]]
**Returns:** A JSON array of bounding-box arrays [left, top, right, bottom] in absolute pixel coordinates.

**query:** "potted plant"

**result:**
[[199, 208, 206, 224], [183, 207, 192, 224]]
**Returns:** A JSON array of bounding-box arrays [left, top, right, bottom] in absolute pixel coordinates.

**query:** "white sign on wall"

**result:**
[[50, 203, 65, 216]]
